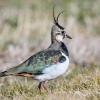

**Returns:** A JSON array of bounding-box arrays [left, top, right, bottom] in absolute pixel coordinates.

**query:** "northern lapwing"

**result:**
[[0, 7, 72, 92]]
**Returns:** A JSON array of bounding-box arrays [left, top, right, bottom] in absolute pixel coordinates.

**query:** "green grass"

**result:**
[[0, 65, 99, 100]]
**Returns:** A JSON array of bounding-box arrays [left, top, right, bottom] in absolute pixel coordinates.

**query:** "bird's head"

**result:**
[[51, 7, 72, 43]]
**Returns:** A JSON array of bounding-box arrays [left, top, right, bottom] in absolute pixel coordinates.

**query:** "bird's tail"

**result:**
[[0, 66, 20, 77], [0, 65, 21, 77], [0, 61, 29, 77], [0, 71, 8, 77]]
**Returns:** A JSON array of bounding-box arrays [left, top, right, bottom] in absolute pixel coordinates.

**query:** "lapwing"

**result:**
[[0, 8, 72, 92]]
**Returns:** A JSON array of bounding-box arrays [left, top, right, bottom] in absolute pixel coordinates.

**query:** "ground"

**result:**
[[0, 0, 100, 100], [0, 65, 99, 100]]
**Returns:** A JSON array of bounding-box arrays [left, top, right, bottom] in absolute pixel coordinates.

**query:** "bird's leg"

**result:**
[[38, 82, 43, 93], [42, 81, 49, 92]]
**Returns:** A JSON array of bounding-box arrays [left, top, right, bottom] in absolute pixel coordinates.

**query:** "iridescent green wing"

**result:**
[[19, 50, 62, 75], [5, 50, 63, 76]]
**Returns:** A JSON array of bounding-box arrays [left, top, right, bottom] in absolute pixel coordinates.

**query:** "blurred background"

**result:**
[[0, 0, 100, 70]]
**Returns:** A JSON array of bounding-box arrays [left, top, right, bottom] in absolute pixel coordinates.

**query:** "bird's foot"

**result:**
[[38, 81, 51, 94]]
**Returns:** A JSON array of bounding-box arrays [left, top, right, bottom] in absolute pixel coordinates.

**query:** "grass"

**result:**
[[0, 65, 99, 100], [0, 0, 100, 100]]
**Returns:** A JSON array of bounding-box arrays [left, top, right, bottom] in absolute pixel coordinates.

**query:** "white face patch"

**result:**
[[56, 35, 63, 42]]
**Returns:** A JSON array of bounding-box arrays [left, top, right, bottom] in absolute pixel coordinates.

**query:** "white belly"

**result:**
[[35, 52, 69, 82]]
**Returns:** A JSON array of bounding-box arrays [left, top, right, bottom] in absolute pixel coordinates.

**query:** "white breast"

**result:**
[[35, 52, 69, 82]]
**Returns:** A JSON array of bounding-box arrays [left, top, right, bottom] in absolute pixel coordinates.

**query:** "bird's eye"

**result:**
[[62, 31, 65, 35]]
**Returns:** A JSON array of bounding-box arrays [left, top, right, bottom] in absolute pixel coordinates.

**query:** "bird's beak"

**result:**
[[66, 34, 72, 39], [64, 31, 72, 39]]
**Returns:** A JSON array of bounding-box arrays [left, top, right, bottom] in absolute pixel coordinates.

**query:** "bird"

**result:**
[[0, 7, 72, 92]]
